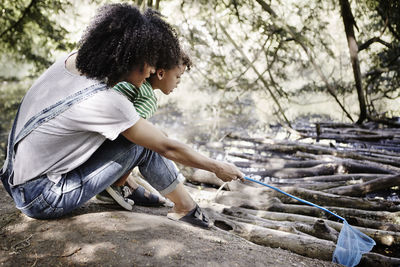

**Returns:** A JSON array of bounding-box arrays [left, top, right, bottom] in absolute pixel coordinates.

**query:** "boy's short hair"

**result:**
[[76, 4, 181, 86], [180, 50, 192, 71]]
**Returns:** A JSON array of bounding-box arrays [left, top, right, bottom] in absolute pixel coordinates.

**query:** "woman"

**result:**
[[1, 3, 243, 228]]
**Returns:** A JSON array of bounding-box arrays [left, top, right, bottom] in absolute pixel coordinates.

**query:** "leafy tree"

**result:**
[[172, 0, 354, 125], [362, 0, 400, 121], [171, 0, 400, 125], [0, 0, 75, 77]]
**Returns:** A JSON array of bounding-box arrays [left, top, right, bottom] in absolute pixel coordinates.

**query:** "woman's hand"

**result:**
[[214, 162, 244, 182]]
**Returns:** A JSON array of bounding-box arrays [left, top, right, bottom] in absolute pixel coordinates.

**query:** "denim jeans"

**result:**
[[9, 135, 183, 219]]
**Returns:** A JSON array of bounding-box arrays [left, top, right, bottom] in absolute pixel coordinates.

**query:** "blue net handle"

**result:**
[[244, 176, 346, 222]]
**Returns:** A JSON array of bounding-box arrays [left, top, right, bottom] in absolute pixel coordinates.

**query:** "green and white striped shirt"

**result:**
[[113, 81, 157, 119]]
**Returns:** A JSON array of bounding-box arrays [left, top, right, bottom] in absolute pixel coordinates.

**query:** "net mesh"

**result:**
[[332, 219, 376, 267]]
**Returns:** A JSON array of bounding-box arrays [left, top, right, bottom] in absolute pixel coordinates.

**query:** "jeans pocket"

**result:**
[[18, 194, 64, 219]]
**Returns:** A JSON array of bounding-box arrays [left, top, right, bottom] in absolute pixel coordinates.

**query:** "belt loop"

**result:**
[[19, 187, 25, 203]]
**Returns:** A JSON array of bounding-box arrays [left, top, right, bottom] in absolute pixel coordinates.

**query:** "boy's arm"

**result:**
[[122, 118, 243, 182]]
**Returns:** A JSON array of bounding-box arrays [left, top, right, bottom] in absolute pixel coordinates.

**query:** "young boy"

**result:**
[[97, 52, 192, 208], [115, 51, 191, 119]]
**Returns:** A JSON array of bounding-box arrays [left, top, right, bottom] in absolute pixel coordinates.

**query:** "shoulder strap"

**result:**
[[1, 83, 107, 189]]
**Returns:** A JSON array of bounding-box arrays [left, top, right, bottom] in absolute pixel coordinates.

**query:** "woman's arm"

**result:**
[[122, 118, 243, 182]]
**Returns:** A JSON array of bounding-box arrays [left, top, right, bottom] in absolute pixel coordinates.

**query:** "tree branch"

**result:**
[[218, 22, 292, 127], [0, 0, 38, 39], [359, 37, 391, 52], [254, 0, 277, 17]]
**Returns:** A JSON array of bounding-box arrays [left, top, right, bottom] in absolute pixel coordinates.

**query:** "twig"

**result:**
[[31, 251, 38, 267], [59, 247, 81, 257], [12, 234, 33, 251]]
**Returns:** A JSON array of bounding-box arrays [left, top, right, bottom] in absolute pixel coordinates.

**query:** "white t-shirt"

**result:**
[[12, 55, 140, 185]]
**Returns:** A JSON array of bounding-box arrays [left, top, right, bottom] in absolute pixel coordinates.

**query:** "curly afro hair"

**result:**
[[143, 9, 181, 71], [76, 4, 182, 86]]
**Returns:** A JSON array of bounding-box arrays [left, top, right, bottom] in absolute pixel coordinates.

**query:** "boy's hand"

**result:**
[[214, 162, 244, 182]]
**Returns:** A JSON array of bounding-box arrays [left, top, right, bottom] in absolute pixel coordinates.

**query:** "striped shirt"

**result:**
[[113, 81, 157, 119]]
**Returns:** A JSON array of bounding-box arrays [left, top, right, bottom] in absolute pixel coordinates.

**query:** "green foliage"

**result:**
[[0, 0, 74, 75], [363, 0, 400, 116]]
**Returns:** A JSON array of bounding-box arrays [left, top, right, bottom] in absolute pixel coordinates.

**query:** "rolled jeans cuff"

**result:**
[[159, 173, 185, 195]]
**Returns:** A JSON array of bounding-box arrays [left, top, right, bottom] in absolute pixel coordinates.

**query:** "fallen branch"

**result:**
[[324, 174, 400, 197]]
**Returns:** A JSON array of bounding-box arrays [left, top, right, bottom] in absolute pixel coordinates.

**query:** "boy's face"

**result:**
[[125, 63, 156, 88], [157, 65, 186, 95]]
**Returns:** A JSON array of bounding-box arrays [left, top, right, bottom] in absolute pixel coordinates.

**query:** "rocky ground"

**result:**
[[0, 183, 338, 267]]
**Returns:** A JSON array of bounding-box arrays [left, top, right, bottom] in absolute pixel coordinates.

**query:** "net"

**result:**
[[333, 219, 376, 267]]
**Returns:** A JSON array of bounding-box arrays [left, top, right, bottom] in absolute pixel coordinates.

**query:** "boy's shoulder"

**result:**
[[114, 81, 153, 92], [114, 81, 136, 90], [141, 80, 154, 91]]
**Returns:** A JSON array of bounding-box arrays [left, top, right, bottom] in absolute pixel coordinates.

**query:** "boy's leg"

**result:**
[[135, 156, 206, 221]]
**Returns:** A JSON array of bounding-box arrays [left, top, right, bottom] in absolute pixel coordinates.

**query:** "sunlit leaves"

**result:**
[[0, 0, 74, 74]]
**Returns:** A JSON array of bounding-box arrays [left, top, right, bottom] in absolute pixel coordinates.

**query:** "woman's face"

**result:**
[[125, 63, 156, 88]]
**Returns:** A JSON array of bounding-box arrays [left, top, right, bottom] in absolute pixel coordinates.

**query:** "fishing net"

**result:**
[[332, 219, 376, 267], [244, 177, 376, 267]]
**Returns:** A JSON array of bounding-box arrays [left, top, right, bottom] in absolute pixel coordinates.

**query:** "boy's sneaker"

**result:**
[[96, 190, 114, 203], [104, 185, 134, 211]]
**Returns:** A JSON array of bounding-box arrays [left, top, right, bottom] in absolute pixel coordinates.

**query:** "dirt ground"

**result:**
[[0, 184, 339, 267]]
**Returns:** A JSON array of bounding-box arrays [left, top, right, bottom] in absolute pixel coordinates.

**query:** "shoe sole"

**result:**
[[95, 194, 115, 203], [105, 187, 133, 211], [167, 212, 211, 229]]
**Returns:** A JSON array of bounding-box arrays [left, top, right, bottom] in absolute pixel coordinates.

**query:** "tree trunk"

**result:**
[[339, 0, 367, 123]]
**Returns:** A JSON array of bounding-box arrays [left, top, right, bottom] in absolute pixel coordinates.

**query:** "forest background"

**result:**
[[1, 0, 399, 162]]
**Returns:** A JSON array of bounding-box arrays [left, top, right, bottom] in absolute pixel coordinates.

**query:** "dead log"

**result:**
[[274, 142, 400, 167], [294, 152, 399, 174], [227, 134, 400, 168], [221, 212, 322, 239], [209, 210, 400, 266], [187, 169, 226, 187], [272, 174, 388, 191], [324, 174, 400, 197], [300, 132, 394, 142], [267, 186, 400, 211], [323, 206, 400, 228], [291, 173, 390, 183], [212, 183, 400, 222], [224, 206, 400, 247], [268, 181, 351, 191], [231, 149, 398, 175], [215, 192, 400, 230], [231, 157, 333, 169], [209, 209, 336, 261], [250, 163, 338, 178], [221, 208, 339, 242]]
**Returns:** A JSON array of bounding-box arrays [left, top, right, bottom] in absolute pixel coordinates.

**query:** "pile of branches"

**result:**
[[186, 122, 400, 266]]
